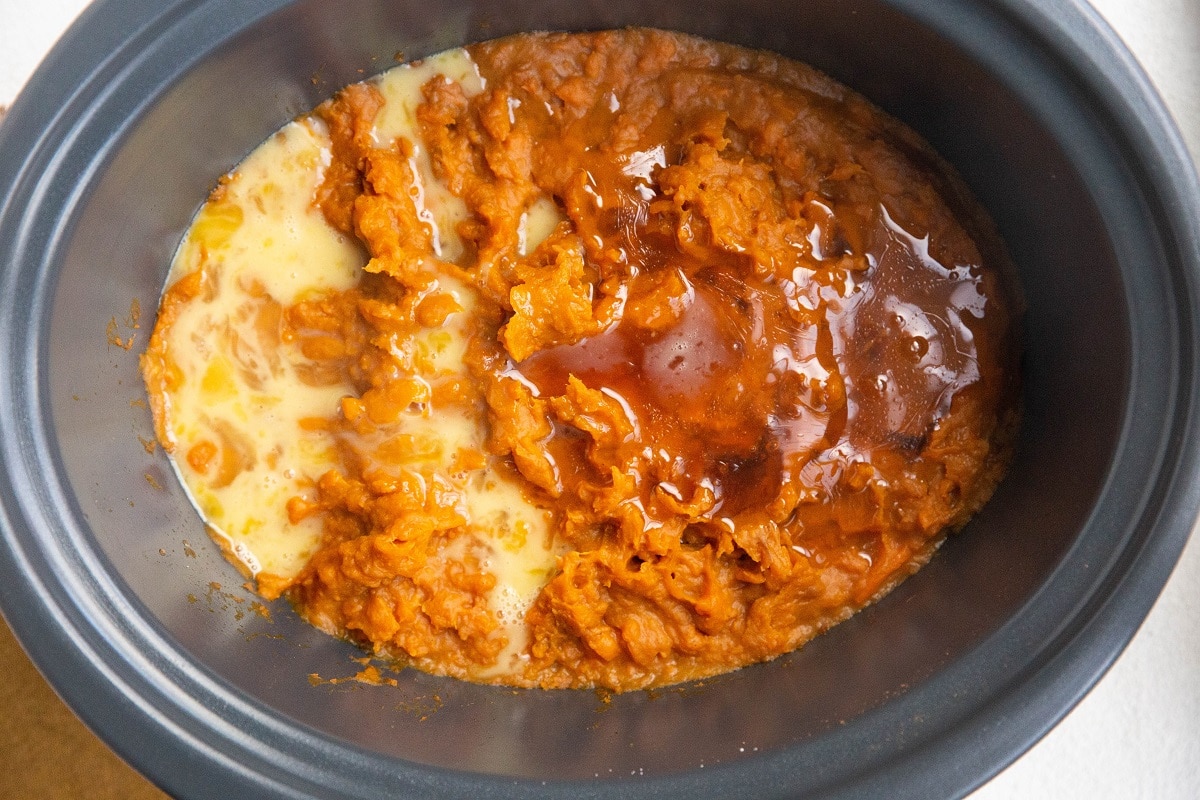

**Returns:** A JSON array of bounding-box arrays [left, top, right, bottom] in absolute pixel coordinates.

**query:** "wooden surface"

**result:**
[[0, 100, 165, 800], [0, 617, 166, 799]]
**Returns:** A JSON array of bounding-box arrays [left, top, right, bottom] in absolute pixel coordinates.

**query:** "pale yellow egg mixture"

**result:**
[[153, 49, 562, 676]]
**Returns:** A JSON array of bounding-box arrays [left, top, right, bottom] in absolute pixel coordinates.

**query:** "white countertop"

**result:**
[[2, 1, 1198, 797]]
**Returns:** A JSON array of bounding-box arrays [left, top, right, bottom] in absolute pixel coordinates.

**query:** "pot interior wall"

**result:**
[[45, 0, 1127, 781]]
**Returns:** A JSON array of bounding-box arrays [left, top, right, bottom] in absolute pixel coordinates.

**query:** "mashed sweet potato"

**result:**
[[144, 28, 1019, 691]]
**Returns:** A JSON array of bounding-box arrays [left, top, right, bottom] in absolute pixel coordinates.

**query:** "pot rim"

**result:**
[[0, 0, 1197, 798]]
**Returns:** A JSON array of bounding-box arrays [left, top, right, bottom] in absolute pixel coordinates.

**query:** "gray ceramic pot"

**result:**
[[1, 0, 1198, 798]]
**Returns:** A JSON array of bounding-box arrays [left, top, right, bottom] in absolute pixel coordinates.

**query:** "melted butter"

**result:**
[[518, 196, 562, 256], [372, 50, 483, 263], [463, 472, 558, 678], [157, 49, 561, 655], [162, 120, 362, 577]]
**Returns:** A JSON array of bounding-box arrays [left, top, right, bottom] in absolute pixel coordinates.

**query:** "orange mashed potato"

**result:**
[[143, 29, 1019, 691]]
